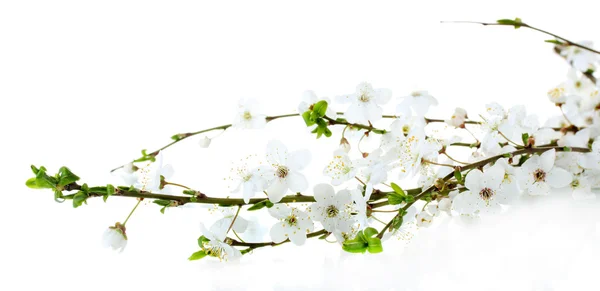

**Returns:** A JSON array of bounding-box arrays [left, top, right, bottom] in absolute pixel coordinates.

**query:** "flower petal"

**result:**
[[269, 223, 288, 243], [287, 172, 309, 193], [266, 178, 288, 203], [313, 183, 335, 203], [288, 149, 311, 171], [546, 167, 573, 188], [288, 228, 307, 246], [266, 140, 288, 166], [465, 169, 483, 191], [540, 149, 556, 172]]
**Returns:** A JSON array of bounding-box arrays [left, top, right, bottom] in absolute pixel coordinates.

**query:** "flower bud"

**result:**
[[102, 222, 127, 253], [199, 136, 211, 148], [339, 137, 351, 153]]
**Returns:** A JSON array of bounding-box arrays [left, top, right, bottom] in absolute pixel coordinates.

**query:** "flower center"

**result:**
[[402, 125, 410, 135], [533, 169, 546, 182], [411, 91, 422, 97], [326, 205, 339, 218], [242, 174, 253, 182], [276, 166, 289, 178], [571, 179, 580, 188], [479, 187, 495, 201], [203, 242, 225, 261], [286, 214, 298, 226], [359, 93, 371, 103], [243, 111, 252, 120]]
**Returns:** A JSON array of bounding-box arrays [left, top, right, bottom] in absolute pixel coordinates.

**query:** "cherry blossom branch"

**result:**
[[444, 20, 600, 55], [230, 229, 328, 250], [376, 144, 591, 238]]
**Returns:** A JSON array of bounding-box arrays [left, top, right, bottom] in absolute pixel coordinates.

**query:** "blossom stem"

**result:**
[[226, 206, 242, 235], [230, 229, 328, 249], [444, 153, 469, 165], [422, 159, 455, 168], [164, 181, 191, 190], [444, 20, 600, 55], [122, 199, 142, 226]]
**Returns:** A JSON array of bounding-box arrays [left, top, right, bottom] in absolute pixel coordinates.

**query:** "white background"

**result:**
[[2, 1, 600, 290]]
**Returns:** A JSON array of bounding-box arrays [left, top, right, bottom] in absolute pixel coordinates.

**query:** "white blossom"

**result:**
[[519, 149, 573, 196], [198, 136, 211, 148], [307, 184, 357, 233], [102, 223, 127, 253], [453, 165, 505, 215], [264, 140, 311, 202], [446, 107, 468, 127], [233, 98, 267, 129], [298, 90, 337, 118], [397, 90, 438, 117], [323, 149, 357, 186], [268, 204, 314, 246], [198, 222, 241, 261], [336, 82, 392, 124]]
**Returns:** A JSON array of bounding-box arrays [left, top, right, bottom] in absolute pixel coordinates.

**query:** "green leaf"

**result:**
[[390, 182, 405, 196], [197, 235, 210, 247], [342, 238, 368, 253], [57, 167, 80, 187], [312, 100, 328, 118], [405, 195, 415, 203], [34, 168, 57, 189], [26, 177, 43, 189], [72, 191, 88, 208], [497, 17, 523, 29], [247, 200, 273, 211], [188, 250, 207, 261], [324, 128, 332, 138], [387, 192, 404, 205], [153, 199, 172, 207], [563, 146, 572, 152], [545, 39, 563, 45], [341, 227, 383, 254], [391, 215, 403, 231], [521, 133, 529, 146], [103, 184, 115, 202], [182, 189, 197, 195], [454, 169, 463, 182], [302, 111, 316, 126]]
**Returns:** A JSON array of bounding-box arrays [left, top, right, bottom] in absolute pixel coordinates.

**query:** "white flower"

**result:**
[[446, 107, 468, 127], [547, 86, 567, 104], [336, 82, 392, 124], [298, 90, 337, 119], [579, 140, 600, 170], [397, 90, 438, 117], [519, 149, 573, 196], [357, 149, 392, 199], [437, 198, 453, 214], [307, 184, 357, 233], [417, 162, 452, 189], [233, 98, 267, 129], [323, 149, 357, 186], [453, 165, 505, 215], [569, 173, 596, 200], [560, 41, 597, 72], [102, 222, 127, 253], [198, 222, 241, 261], [382, 205, 418, 242], [228, 160, 271, 204], [493, 159, 521, 204], [209, 207, 249, 235], [198, 136, 211, 148], [415, 211, 434, 227], [268, 204, 314, 246], [393, 132, 441, 178], [134, 152, 174, 193], [264, 140, 311, 202]]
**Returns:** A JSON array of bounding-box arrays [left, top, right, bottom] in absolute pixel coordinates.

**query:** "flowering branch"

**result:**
[[25, 17, 600, 262]]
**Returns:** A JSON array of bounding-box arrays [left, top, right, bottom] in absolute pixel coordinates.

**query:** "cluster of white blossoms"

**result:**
[[28, 21, 600, 262], [98, 71, 600, 260]]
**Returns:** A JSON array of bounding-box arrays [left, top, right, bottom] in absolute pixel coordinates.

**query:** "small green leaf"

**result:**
[[57, 166, 80, 187], [312, 100, 328, 118], [545, 39, 563, 45], [497, 17, 523, 29], [318, 232, 331, 240], [153, 199, 172, 207], [248, 201, 267, 211], [563, 146, 572, 152], [182, 189, 197, 195], [521, 133, 529, 146], [197, 235, 210, 247], [405, 195, 415, 203], [72, 191, 88, 208], [454, 169, 463, 182], [391, 215, 403, 231], [390, 183, 405, 196], [104, 184, 115, 202], [302, 111, 316, 126], [387, 192, 405, 205], [171, 134, 183, 141], [188, 250, 207, 261], [26, 177, 43, 189]]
